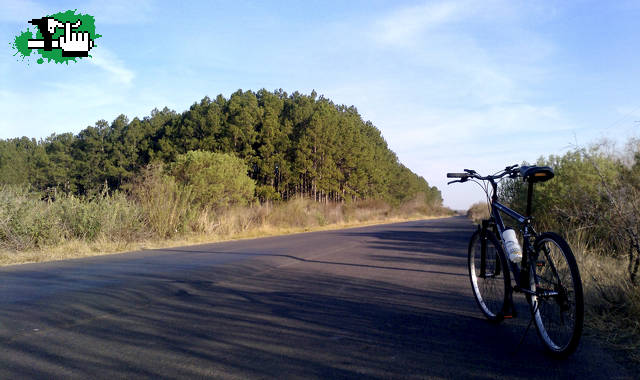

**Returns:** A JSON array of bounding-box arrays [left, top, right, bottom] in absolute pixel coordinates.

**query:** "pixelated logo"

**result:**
[[10, 9, 101, 64]]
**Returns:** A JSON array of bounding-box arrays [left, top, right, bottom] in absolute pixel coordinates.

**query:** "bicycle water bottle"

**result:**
[[503, 228, 522, 263]]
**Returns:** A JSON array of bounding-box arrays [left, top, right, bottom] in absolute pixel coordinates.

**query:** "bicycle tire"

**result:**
[[528, 232, 584, 357], [468, 228, 510, 322]]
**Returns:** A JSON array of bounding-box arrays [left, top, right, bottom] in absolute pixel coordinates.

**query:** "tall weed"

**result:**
[[466, 202, 490, 224], [0, 185, 144, 251], [0, 185, 60, 250], [0, 178, 444, 258], [129, 164, 197, 239], [54, 190, 145, 242], [569, 232, 640, 360]]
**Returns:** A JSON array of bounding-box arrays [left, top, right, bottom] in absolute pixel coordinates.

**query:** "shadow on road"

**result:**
[[338, 216, 475, 271], [0, 217, 625, 378], [0, 267, 581, 379]]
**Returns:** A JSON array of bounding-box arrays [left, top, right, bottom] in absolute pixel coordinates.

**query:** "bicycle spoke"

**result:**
[[469, 231, 509, 322], [529, 234, 583, 356]]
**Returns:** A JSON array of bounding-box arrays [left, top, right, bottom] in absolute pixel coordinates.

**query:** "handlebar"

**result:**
[[446, 164, 520, 185]]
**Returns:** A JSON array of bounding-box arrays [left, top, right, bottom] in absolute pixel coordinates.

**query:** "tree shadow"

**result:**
[[0, 265, 611, 379], [0, 217, 624, 378]]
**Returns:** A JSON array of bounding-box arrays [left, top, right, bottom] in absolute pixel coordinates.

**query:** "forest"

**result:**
[[0, 89, 441, 207], [0, 89, 444, 258]]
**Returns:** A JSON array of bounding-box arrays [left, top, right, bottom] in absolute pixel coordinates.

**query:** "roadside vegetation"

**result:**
[[466, 202, 490, 224], [0, 90, 447, 265], [0, 89, 441, 205], [468, 139, 640, 367], [0, 181, 444, 266]]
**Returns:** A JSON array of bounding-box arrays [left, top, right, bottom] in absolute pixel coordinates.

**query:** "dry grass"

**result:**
[[466, 202, 490, 224], [463, 208, 640, 368], [0, 193, 448, 266], [569, 232, 640, 365]]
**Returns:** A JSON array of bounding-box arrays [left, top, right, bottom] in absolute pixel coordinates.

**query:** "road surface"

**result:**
[[0, 216, 631, 378]]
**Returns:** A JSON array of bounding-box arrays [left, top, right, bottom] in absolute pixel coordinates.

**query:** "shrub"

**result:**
[[255, 184, 281, 202], [499, 142, 640, 281], [0, 185, 59, 250], [466, 202, 490, 224], [129, 164, 197, 238], [0, 185, 145, 250], [170, 150, 255, 210], [54, 189, 145, 242]]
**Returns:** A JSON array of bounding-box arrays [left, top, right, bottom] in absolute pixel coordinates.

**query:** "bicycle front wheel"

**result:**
[[529, 232, 584, 357], [468, 229, 510, 322]]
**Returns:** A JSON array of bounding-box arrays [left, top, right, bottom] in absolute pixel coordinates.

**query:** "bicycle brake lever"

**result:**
[[448, 178, 468, 185]]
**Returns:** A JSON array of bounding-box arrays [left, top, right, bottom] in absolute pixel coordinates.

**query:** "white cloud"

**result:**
[[383, 104, 570, 149], [84, 0, 154, 24], [0, 0, 48, 23], [89, 48, 135, 85], [324, 1, 571, 209], [0, 0, 154, 25], [372, 0, 549, 49], [374, 1, 465, 47]]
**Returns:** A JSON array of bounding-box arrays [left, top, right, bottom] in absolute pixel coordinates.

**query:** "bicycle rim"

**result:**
[[468, 230, 509, 322], [530, 233, 584, 356]]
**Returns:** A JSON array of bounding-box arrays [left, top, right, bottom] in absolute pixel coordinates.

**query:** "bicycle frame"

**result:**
[[481, 178, 539, 294]]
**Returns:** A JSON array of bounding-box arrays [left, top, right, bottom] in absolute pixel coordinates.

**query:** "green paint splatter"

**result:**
[[11, 29, 33, 60], [11, 9, 101, 65]]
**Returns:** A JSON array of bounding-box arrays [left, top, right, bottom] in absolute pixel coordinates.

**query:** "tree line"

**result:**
[[0, 89, 441, 206]]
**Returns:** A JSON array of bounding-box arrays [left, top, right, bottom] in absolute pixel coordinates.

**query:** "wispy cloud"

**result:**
[[84, 0, 155, 24], [0, 0, 48, 23], [384, 104, 572, 152], [0, 0, 154, 24], [337, 1, 567, 208], [373, 1, 465, 47], [89, 48, 135, 85]]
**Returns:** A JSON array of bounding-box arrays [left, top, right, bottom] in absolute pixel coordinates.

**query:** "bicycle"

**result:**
[[447, 165, 584, 358]]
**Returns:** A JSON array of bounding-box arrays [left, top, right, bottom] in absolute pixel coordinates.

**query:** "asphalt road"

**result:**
[[0, 216, 631, 379]]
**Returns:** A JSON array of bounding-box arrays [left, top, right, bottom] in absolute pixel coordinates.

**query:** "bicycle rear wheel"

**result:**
[[528, 232, 584, 357], [468, 229, 510, 322]]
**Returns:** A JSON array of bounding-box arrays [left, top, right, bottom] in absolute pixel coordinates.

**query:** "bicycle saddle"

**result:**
[[519, 165, 554, 182]]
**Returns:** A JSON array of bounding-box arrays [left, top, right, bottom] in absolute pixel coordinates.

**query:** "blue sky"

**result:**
[[1, 0, 639, 209]]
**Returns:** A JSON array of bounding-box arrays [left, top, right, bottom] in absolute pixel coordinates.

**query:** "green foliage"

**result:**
[[255, 184, 281, 202], [0, 185, 144, 250], [55, 189, 144, 242], [499, 143, 640, 272], [170, 150, 255, 209], [500, 148, 620, 235], [0, 89, 441, 209], [0, 89, 445, 249], [129, 164, 197, 239], [0, 185, 60, 250]]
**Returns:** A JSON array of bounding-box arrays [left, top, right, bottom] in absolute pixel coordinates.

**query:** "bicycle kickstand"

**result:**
[[513, 301, 539, 355]]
